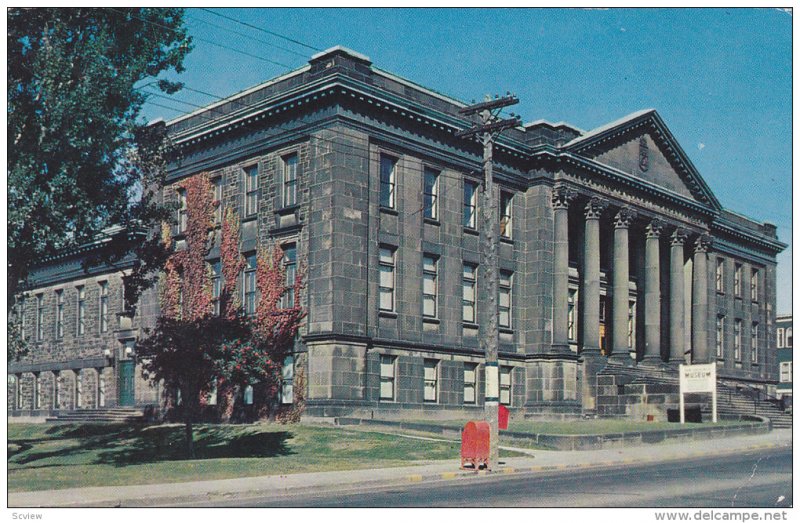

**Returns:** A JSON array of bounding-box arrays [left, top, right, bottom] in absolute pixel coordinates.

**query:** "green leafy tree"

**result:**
[[7, 8, 193, 356]]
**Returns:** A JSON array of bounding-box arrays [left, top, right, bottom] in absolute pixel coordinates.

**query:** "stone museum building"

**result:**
[[9, 47, 787, 422]]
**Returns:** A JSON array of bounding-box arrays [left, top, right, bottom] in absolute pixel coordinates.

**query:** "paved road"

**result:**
[[214, 447, 792, 508]]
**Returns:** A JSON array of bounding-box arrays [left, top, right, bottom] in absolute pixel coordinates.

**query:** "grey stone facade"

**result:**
[[10, 47, 786, 421]]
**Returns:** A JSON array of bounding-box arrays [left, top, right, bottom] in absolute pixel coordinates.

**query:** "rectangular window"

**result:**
[[210, 259, 222, 315], [734, 263, 742, 297], [379, 246, 396, 312], [36, 294, 44, 341], [423, 359, 438, 403], [212, 176, 223, 224], [177, 188, 188, 234], [734, 319, 742, 361], [463, 363, 478, 404], [750, 269, 759, 302], [77, 286, 86, 335], [282, 153, 298, 208], [243, 385, 254, 405], [627, 300, 636, 349], [499, 270, 512, 329], [99, 282, 108, 333], [380, 155, 397, 209], [34, 374, 41, 409], [55, 290, 64, 339], [245, 165, 259, 216], [75, 371, 82, 409], [500, 366, 512, 406], [787, 328, 793, 348], [568, 289, 577, 341], [207, 379, 218, 406], [463, 180, 478, 228], [281, 355, 294, 404], [423, 167, 439, 220], [98, 374, 105, 407], [422, 254, 438, 318], [716, 315, 725, 359], [751, 323, 759, 363], [462, 263, 477, 323], [379, 354, 396, 401], [779, 361, 792, 383], [777, 328, 785, 349], [500, 191, 513, 239], [13, 375, 21, 410], [18, 297, 26, 341], [282, 244, 297, 309], [715, 258, 724, 293], [243, 253, 257, 316]]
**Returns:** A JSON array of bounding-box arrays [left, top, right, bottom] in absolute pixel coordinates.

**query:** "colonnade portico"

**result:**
[[551, 187, 711, 368]]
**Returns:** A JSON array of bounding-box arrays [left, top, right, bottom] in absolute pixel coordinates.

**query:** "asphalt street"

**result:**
[[211, 446, 792, 508]]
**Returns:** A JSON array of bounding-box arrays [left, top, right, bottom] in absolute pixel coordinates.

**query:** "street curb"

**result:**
[[8, 440, 791, 508]]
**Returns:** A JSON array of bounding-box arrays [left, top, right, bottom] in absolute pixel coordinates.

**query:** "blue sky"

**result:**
[[142, 7, 793, 313]]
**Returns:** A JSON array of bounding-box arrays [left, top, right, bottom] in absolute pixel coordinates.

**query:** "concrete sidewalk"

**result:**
[[9, 429, 791, 508]]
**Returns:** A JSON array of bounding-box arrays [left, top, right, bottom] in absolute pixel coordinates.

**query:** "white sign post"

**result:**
[[678, 363, 717, 424]]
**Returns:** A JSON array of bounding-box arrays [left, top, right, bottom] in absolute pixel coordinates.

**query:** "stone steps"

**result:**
[[600, 362, 791, 428], [45, 408, 144, 424]]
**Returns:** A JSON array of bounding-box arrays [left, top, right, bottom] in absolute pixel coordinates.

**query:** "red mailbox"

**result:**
[[498, 404, 509, 430], [461, 420, 490, 469]]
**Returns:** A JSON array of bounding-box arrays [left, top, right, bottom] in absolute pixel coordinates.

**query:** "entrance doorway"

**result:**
[[118, 360, 135, 407]]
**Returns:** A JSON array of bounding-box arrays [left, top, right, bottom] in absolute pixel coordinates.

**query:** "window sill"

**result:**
[[423, 217, 440, 226], [379, 207, 398, 216], [241, 215, 258, 224], [499, 327, 514, 335], [463, 227, 479, 236], [462, 322, 479, 329], [275, 204, 300, 216], [500, 236, 514, 245], [423, 317, 440, 325], [379, 311, 398, 319]]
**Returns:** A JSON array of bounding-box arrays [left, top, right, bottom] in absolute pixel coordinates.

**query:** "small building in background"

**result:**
[[775, 314, 792, 407]]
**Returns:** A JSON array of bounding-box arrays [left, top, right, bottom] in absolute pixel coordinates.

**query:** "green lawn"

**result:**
[[8, 422, 522, 493]]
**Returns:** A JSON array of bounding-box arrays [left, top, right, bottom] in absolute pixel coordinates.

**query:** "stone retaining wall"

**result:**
[[334, 415, 770, 450]]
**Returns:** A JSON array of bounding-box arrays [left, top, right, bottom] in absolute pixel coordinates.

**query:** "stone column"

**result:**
[[669, 228, 689, 364], [610, 207, 637, 362], [692, 234, 712, 364], [552, 187, 576, 353], [581, 197, 608, 355], [643, 218, 665, 363]]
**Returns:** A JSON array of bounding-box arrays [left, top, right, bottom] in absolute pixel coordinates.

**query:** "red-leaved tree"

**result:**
[[138, 172, 306, 457]]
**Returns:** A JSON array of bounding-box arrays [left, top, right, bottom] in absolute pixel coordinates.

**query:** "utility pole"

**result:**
[[456, 94, 520, 471]]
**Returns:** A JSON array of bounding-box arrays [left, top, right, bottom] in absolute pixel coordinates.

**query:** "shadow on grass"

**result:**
[[10, 423, 295, 468]]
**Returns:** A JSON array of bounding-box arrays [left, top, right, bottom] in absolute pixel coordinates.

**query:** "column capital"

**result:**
[[645, 218, 665, 239], [584, 196, 608, 220], [671, 227, 689, 246], [552, 186, 577, 210], [613, 207, 637, 229], [694, 233, 713, 253]]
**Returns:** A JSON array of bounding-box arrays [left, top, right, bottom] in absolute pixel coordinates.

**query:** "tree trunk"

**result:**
[[184, 417, 195, 459]]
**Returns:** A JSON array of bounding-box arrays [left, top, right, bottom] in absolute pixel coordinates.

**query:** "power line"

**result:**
[[109, 8, 293, 69], [186, 13, 309, 59], [198, 8, 322, 53]]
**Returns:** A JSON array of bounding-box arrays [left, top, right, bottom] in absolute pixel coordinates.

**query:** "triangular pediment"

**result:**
[[563, 110, 721, 211]]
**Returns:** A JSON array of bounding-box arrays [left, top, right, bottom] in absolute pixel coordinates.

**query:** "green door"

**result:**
[[118, 360, 135, 407]]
